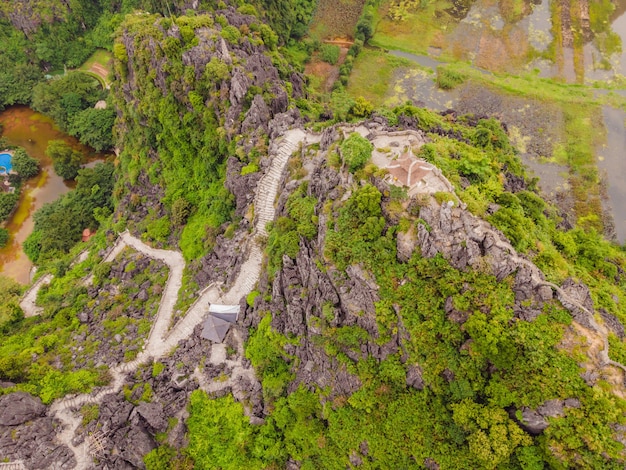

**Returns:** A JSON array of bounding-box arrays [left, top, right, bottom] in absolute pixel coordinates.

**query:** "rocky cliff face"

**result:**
[[112, 7, 304, 258], [0, 0, 67, 36], [0, 392, 75, 468], [242, 118, 626, 462]]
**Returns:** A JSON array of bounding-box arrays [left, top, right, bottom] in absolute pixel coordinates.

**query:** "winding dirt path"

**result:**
[[44, 129, 304, 469]]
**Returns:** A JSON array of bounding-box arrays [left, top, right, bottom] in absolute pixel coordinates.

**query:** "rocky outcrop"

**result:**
[[515, 398, 581, 435], [0, 393, 74, 469], [0, 393, 45, 426], [114, 8, 304, 237]]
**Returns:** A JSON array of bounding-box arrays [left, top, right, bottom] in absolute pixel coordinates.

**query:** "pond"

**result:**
[[0, 106, 110, 284], [598, 106, 626, 244]]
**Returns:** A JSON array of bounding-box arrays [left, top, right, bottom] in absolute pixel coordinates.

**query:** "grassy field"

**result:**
[[370, 0, 457, 55], [79, 49, 112, 72], [346, 48, 415, 104], [78, 49, 113, 87]]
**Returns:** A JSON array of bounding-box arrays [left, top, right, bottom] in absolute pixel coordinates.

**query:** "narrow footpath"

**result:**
[[42, 129, 305, 469]]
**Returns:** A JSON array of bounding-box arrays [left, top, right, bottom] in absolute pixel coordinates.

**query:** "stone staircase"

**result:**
[[0, 461, 27, 470], [42, 128, 307, 470]]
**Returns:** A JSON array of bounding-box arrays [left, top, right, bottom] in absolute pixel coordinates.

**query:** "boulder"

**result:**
[[0, 392, 45, 426], [136, 402, 167, 433]]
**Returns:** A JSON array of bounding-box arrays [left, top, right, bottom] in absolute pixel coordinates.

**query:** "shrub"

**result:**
[[436, 66, 467, 90], [240, 163, 259, 175], [0, 228, 8, 248], [0, 192, 19, 221], [320, 44, 340, 65], [146, 217, 171, 242], [23, 230, 42, 262], [11, 148, 40, 179], [221, 25, 241, 44], [46, 140, 82, 180], [350, 96, 374, 118], [171, 198, 192, 227], [340, 133, 373, 173]]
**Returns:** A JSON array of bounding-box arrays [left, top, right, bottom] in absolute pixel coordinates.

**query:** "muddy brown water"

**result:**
[[0, 106, 109, 284]]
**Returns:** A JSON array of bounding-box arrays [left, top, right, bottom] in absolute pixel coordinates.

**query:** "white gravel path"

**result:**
[[45, 129, 304, 469]]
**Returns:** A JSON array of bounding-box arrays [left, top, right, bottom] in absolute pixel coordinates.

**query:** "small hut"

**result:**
[[82, 228, 96, 242], [201, 304, 240, 342]]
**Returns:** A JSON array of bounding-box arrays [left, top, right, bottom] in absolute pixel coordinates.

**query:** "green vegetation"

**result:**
[[31, 73, 114, 151], [320, 44, 340, 65], [24, 162, 114, 262], [46, 140, 83, 180], [340, 132, 373, 172], [436, 66, 466, 90], [191, 105, 626, 469], [10, 148, 40, 179], [0, 228, 8, 248], [0, 193, 19, 222], [0, 276, 24, 333], [347, 48, 411, 103], [3, 2, 626, 469]]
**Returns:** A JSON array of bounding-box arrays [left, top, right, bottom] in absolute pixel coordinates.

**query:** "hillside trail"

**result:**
[[44, 129, 304, 469], [15, 126, 626, 468]]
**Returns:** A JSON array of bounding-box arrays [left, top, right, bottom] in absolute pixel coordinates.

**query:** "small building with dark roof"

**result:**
[[200, 304, 240, 343]]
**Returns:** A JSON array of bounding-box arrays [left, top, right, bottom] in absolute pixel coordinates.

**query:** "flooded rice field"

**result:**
[[400, 0, 626, 83], [0, 106, 109, 283], [597, 106, 626, 243], [380, 47, 625, 239]]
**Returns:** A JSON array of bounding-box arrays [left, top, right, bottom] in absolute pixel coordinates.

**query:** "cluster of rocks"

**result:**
[[0, 392, 75, 469], [114, 170, 166, 239], [514, 398, 581, 435], [72, 251, 167, 368]]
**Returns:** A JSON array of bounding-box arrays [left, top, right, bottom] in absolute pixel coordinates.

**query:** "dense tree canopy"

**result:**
[[46, 140, 83, 180]]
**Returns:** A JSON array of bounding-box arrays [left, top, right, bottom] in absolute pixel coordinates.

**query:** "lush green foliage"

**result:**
[[233, 109, 626, 468], [11, 148, 40, 179], [0, 192, 19, 222], [24, 162, 114, 262], [68, 107, 116, 152], [340, 132, 373, 172], [0, 228, 8, 248], [30, 73, 114, 150], [319, 44, 340, 65], [267, 183, 318, 277], [46, 140, 83, 180], [32, 74, 103, 131], [258, 0, 317, 41], [112, 14, 242, 258], [0, 276, 24, 333]]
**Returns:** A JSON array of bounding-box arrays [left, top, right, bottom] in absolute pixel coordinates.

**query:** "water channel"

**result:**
[[0, 106, 109, 284]]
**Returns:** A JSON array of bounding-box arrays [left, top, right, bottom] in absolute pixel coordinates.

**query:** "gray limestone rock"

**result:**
[[406, 365, 424, 390], [0, 415, 75, 469], [136, 402, 167, 433], [242, 94, 271, 134], [396, 226, 417, 262], [118, 424, 156, 469], [0, 392, 45, 426]]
